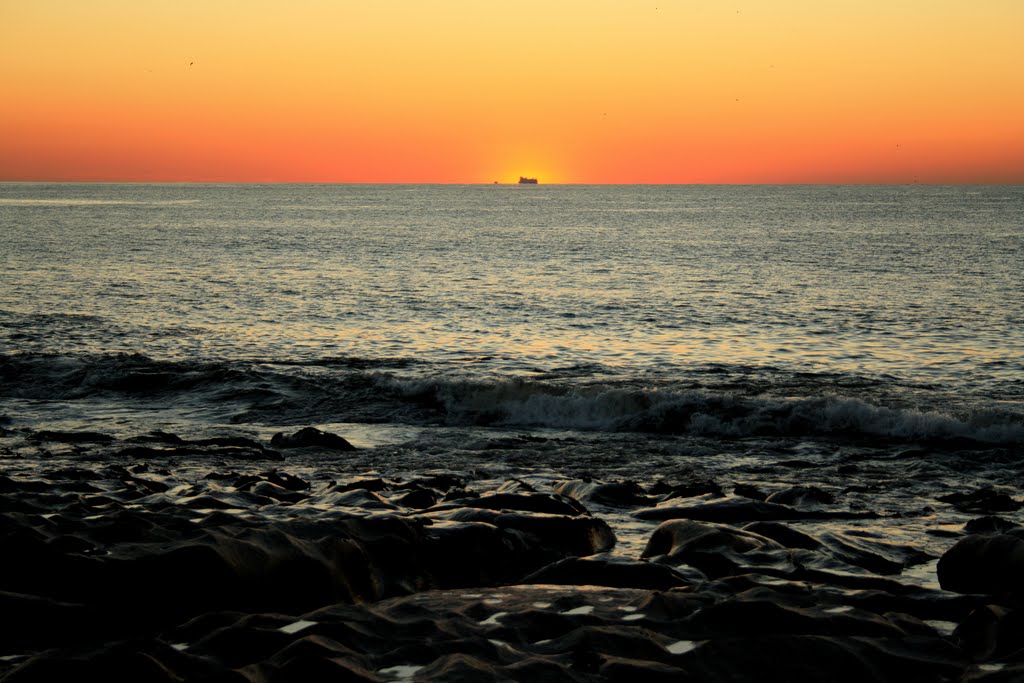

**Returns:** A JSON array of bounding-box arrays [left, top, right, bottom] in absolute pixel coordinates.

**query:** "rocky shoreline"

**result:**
[[2, 426, 1024, 681]]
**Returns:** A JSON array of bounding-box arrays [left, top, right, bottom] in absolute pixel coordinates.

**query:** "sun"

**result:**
[[490, 167, 568, 185], [485, 147, 572, 184]]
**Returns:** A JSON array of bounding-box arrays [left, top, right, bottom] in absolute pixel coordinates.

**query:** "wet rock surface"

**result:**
[[1, 427, 1023, 681]]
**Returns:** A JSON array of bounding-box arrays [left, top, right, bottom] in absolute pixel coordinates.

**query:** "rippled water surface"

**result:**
[[3, 184, 1022, 383], [1, 183, 1022, 447]]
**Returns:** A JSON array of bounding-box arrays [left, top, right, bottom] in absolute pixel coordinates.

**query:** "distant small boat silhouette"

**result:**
[[518, 176, 538, 184]]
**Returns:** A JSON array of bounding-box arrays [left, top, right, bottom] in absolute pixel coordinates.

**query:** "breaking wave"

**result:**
[[2, 352, 1021, 445], [386, 375, 1024, 445]]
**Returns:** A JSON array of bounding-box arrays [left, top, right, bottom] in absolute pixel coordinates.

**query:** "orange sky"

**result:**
[[1, 1, 1022, 183]]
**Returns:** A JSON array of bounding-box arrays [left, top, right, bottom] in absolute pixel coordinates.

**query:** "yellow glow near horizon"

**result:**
[[1, 1, 1022, 182]]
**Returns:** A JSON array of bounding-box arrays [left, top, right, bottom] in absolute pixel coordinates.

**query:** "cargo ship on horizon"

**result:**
[[518, 176, 538, 184]]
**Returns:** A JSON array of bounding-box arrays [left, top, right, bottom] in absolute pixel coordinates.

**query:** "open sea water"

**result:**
[[1, 183, 1022, 452]]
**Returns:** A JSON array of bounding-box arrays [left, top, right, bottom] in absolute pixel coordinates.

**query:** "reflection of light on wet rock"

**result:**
[[924, 620, 958, 636], [3, 455, 1015, 681], [479, 611, 508, 625], [978, 663, 1007, 673], [378, 664, 424, 681], [666, 640, 702, 655], [278, 620, 316, 635], [560, 605, 594, 615]]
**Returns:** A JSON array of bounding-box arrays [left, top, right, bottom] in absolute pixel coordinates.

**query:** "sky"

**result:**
[[1, 1, 1022, 183]]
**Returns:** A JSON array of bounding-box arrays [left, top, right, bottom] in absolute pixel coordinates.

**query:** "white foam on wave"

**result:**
[[382, 374, 1024, 444], [6, 351, 1021, 445]]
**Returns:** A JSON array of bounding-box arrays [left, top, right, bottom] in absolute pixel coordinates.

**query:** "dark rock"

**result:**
[[0, 511, 435, 634], [766, 485, 835, 507], [416, 519, 532, 587], [953, 604, 1024, 661], [683, 594, 906, 638], [121, 475, 169, 495], [964, 516, 1020, 535], [261, 643, 380, 683], [0, 581, 972, 683], [323, 477, 389, 493], [0, 639, 218, 683], [555, 479, 657, 507], [133, 430, 185, 444], [817, 531, 910, 575], [247, 480, 306, 504], [634, 497, 878, 523], [312, 487, 398, 510], [650, 478, 724, 500], [732, 483, 768, 501], [188, 615, 297, 668], [203, 470, 242, 481], [774, 459, 818, 469], [962, 664, 1024, 682], [422, 509, 616, 585], [270, 427, 356, 451], [276, 636, 387, 683], [742, 521, 821, 550], [443, 487, 476, 501], [839, 589, 983, 626], [598, 656, 686, 682], [414, 654, 503, 682], [938, 488, 1021, 514], [259, 469, 310, 491], [0, 476, 51, 494], [488, 511, 616, 559], [393, 488, 438, 509], [938, 531, 1024, 599], [524, 556, 693, 590], [234, 471, 310, 494], [439, 492, 589, 517], [674, 634, 966, 682], [39, 468, 103, 485], [927, 527, 963, 539], [406, 474, 463, 492], [496, 478, 536, 493], [641, 518, 784, 578], [0, 591, 102, 654]]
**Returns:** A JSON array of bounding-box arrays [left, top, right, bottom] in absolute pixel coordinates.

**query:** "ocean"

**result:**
[[2, 183, 1021, 446], [3, 183, 1024, 679]]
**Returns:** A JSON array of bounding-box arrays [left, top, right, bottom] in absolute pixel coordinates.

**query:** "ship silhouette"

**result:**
[[518, 176, 538, 184]]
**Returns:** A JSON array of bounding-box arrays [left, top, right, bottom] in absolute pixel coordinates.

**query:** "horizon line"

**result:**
[[3, 180, 1023, 186]]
